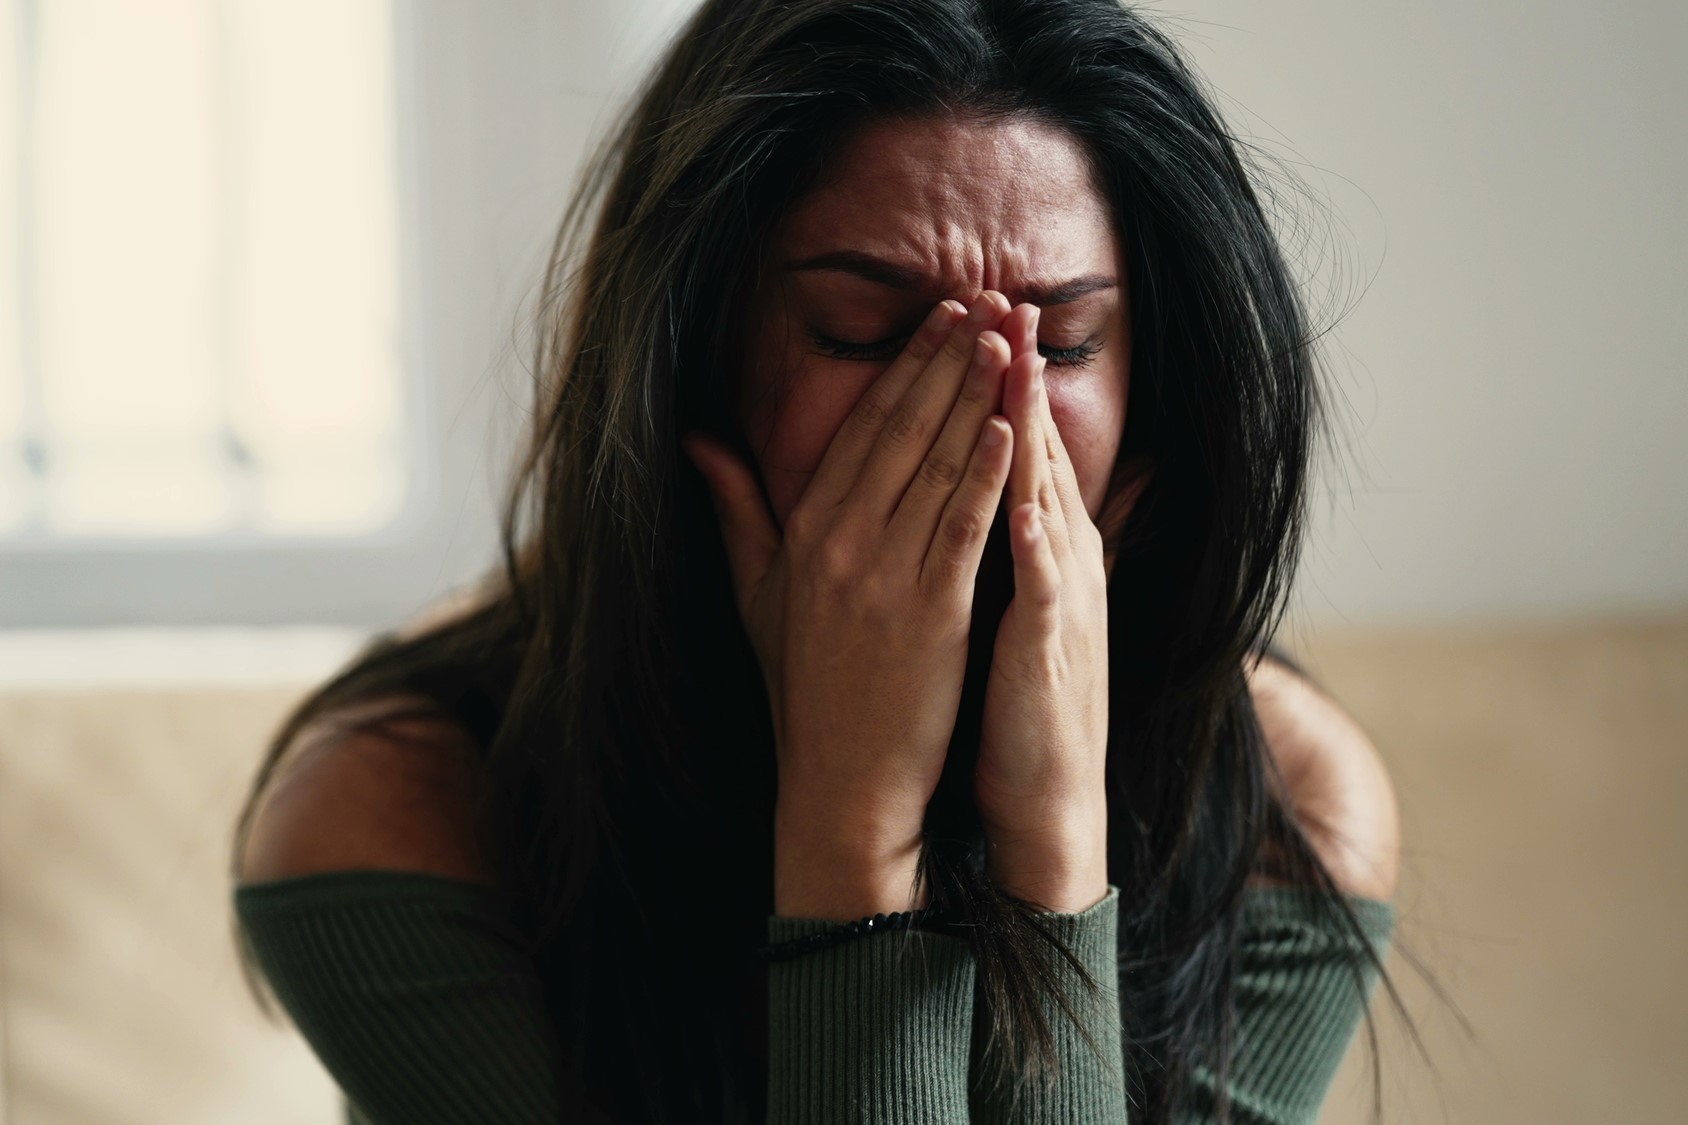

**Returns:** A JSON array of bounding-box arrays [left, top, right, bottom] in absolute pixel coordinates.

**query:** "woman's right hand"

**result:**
[[682, 291, 1033, 919]]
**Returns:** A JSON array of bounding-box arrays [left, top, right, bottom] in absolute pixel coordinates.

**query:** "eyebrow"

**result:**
[[783, 250, 1117, 307]]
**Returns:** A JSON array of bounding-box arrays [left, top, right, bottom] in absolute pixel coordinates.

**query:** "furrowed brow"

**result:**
[[784, 249, 1115, 307], [784, 251, 925, 291]]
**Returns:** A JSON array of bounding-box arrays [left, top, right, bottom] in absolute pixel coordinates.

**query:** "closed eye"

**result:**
[[810, 330, 1101, 368]]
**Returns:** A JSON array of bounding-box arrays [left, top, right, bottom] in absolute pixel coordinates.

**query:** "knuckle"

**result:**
[[939, 325, 977, 367], [954, 370, 996, 413], [939, 508, 984, 556], [917, 450, 963, 490], [881, 405, 928, 450], [814, 533, 859, 584], [922, 548, 968, 593], [1029, 586, 1062, 620], [850, 390, 892, 434], [902, 330, 942, 368], [783, 502, 820, 543]]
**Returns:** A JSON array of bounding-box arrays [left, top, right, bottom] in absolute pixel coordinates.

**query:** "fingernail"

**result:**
[[982, 418, 1005, 446], [974, 334, 994, 366], [928, 300, 966, 330], [968, 292, 996, 322]]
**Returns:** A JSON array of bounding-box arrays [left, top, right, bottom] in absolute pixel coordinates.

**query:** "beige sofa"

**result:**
[[0, 616, 1681, 1123], [0, 678, 341, 1124]]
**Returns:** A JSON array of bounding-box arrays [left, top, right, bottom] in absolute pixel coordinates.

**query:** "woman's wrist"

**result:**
[[772, 795, 928, 920], [982, 799, 1110, 914]]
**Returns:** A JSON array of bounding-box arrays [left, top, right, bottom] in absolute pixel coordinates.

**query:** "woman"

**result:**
[[231, 1, 1402, 1122]]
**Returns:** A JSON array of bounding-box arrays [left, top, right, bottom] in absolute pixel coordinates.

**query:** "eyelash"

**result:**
[[810, 331, 1102, 369]]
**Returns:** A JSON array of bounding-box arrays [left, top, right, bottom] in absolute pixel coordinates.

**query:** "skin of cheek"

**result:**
[[1042, 369, 1126, 528], [734, 324, 868, 529]]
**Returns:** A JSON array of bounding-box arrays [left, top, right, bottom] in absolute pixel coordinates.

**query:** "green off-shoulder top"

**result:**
[[234, 872, 1393, 1124]]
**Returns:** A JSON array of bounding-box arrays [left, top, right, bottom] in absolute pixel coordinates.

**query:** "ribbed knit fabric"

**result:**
[[234, 872, 1394, 1125], [764, 913, 977, 1123], [965, 878, 1134, 1114], [968, 885, 1130, 1124], [234, 871, 569, 1124], [1176, 889, 1396, 1125]]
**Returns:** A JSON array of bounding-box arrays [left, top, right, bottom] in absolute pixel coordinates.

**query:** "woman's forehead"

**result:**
[[774, 113, 1120, 301]]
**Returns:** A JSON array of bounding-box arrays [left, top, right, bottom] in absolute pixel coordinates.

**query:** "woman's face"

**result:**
[[737, 112, 1132, 542]]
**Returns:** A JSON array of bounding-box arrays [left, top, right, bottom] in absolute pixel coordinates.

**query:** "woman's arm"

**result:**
[[967, 885, 1131, 1124], [764, 912, 979, 1123], [236, 870, 582, 1124], [1174, 889, 1395, 1125], [236, 714, 591, 1124], [1171, 657, 1401, 1123]]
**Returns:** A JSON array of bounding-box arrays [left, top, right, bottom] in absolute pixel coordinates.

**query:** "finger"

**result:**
[[1004, 353, 1068, 554], [920, 414, 1013, 595], [801, 298, 969, 513], [1035, 363, 1090, 544], [1000, 302, 1039, 360], [680, 430, 780, 611], [848, 290, 1012, 524], [1007, 499, 1061, 628], [889, 328, 1010, 551]]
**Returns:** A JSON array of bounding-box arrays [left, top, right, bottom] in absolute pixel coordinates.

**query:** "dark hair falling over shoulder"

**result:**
[[231, 1, 1427, 1120]]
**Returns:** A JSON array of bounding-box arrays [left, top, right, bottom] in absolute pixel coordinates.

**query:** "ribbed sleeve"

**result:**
[[1176, 888, 1397, 1125], [763, 912, 977, 1123], [969, 884, 1130, 1124], [233, 870, 569, 1125], [234, 870, 1392, 1125]]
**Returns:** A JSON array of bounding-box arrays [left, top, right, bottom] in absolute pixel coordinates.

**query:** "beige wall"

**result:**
[[1152, 2, 1688, 624], [1305, 614, 1688, 1123]]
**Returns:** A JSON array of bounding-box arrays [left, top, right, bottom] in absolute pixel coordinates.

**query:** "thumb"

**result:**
[[680, 430, 781, 608]]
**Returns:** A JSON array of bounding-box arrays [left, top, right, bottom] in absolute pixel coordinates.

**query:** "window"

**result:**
[[0, 0, 521, 629], [2, 0, 404, 538], [1, 2, 697, 629]]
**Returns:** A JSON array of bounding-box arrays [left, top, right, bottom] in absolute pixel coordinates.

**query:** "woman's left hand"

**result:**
[[975, 304, 1129, 913]]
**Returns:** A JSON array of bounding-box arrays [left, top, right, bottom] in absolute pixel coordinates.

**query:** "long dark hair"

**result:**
[[232, 1, 1413, 1120]]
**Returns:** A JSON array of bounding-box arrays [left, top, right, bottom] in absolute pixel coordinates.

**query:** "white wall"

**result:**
[[377, 0, 700, 609], [1174, 2, 1688, 624], [433, 1, 1688, 627]]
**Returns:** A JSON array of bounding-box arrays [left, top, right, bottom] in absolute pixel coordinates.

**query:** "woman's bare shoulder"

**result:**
[[1246, 652, 1401, 902], [238, 691, 496, 887]]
